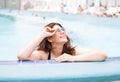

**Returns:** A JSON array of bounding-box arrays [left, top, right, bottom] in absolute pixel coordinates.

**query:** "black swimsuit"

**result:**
[[48, 51, 51, 60]]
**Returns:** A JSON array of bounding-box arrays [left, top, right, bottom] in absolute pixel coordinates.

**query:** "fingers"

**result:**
[[46, 27, 55, 32], [43, 27, 56, 37], [54, 53, 73, 62], [54, 56, 67, 62]]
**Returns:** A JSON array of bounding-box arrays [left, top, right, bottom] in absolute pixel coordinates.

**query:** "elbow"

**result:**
[[17, 53, 25, 60], [99, 51, 108, 61]]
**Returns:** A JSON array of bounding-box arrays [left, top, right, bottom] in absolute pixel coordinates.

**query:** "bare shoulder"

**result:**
[[33, 50, 47, 54], [30, 50, 48, 60]]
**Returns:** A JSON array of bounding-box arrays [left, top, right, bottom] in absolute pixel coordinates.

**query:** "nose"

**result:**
[[60, 30, 65, 34]]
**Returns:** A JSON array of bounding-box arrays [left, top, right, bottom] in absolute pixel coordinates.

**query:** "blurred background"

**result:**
[[0, 0, 120, 17]]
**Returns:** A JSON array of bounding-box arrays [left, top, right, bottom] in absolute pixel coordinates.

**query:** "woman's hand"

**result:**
[[54, 53, 75, 62], [42, 27, 56, 38]]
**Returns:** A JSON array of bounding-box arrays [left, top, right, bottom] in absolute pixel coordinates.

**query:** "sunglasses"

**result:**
[[56, 28, 65, 32]]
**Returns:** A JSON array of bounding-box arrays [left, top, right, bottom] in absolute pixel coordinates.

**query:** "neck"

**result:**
[[51, 44, 64, 58]]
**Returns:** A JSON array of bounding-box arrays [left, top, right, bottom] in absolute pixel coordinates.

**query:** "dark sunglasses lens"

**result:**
[[57, 29, 61, 32], [56, 28, 64, 32]]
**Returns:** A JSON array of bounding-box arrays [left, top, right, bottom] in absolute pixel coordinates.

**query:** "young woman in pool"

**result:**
[[17, 22, 107, 62]]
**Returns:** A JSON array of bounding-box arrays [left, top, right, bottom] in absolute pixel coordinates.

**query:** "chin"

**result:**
[[62, 39, 68, 43], [58, 39, 68, 44]]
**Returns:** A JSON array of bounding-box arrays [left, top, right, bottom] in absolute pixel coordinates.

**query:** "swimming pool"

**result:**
[[0, 11, 120, 60], [0, 10, 120, 82]]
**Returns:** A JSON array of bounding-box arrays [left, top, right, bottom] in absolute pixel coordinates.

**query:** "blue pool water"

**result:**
[[0, 11, 120, 60]]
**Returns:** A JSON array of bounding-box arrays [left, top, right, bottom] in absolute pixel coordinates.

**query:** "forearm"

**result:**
[[17, 32, 45, 59], [73, 51, 107, 62]]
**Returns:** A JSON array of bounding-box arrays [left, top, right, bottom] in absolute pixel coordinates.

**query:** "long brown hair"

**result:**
[[37, 22, 76, 55]]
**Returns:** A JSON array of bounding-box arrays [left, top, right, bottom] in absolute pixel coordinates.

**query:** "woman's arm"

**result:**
[[17, 33, 45, 60], [17, 27, 56, 60], [73, 48, 107, 61], [55, 48, 107, 62]]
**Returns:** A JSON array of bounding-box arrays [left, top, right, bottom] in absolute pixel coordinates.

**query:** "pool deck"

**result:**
[[0, 57, 120, 82]]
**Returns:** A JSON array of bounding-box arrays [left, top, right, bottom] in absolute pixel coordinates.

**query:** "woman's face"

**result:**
[[48, 25, 68, 44]]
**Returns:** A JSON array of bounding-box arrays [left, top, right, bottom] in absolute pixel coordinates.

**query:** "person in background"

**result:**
[[77, 5, 84, 14], [17, 22, 107, 62]]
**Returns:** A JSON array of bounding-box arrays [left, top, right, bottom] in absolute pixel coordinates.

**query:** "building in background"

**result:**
[[0, 0, 119, 14], [0, 0, 21, 10]]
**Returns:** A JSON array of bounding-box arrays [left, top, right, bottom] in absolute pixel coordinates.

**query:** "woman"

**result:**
[[17, 22, 107, 62]]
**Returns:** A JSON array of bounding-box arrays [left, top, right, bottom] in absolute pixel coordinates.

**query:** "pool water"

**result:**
[[0, 12, 120, 60]]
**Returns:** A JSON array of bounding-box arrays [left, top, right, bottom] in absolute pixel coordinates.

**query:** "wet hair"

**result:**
[[37, 22, 76, 55]]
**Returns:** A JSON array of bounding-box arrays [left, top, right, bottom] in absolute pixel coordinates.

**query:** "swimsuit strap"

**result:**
[[48, 51, 51, 60]]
